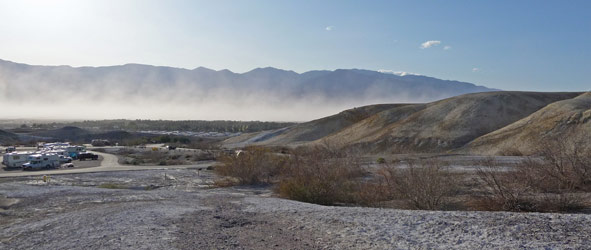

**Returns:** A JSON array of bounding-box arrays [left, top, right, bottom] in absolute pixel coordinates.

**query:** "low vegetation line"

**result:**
[[215, 141, 591, 213]]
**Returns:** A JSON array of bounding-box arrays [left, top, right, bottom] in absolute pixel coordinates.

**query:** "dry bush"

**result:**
[[215, 146, 287, 185], [499, 147, 524, 156], [213, 177, 241, 187], [471, 158, 536, 212], [375, 160, 459, 210], [471, 149, 591, 212], [276, 146, 364, 205], [534, 139, 591, 192]]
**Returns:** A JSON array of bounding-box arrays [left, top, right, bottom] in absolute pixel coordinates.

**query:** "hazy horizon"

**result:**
[[0, 0, 589, 121], [0, 59, 494, 121]]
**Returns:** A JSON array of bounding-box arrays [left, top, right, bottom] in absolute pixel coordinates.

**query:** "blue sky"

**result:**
[[0, 0, 589, 91]]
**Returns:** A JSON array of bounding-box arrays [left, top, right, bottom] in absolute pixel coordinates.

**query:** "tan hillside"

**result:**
[[316, 104, 427, 147], [465, 92, 591, 155], [222, 104, 400, 147], [340, 91, 581, 153]]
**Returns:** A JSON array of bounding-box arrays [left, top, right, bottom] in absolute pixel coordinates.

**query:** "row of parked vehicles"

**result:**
[[1, 143, 98, 171]]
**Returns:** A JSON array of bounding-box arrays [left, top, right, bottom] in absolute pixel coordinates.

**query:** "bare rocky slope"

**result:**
[[225, 91, 583, 154], [465, 92, 591, 155]]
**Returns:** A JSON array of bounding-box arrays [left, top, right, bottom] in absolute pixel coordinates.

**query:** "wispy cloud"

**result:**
[[443, 45, 452, 50], [420, 40, 441, 49], [325, 26, 334, 31], [472, 67, 480, 72]]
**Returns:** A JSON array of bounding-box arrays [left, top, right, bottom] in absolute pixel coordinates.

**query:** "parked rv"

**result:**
[[22, 153, 60, 170], [41, 143, 86, 158], [66, 146, 86, 158], [2, 151, 34, 168]]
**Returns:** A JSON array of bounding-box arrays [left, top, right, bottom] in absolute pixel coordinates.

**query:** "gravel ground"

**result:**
[[1, 169, 591, 249]]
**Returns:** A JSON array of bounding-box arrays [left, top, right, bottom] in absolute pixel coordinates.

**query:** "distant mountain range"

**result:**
[[0, 59, 494, 121]]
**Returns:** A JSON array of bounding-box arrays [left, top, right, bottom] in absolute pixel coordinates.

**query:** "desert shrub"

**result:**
[[376, 160, 459, 210], [499, 147, 524, 156], [471, 151, 591, 212], [351, 181, 393, 207], [215, 146, 287, 185], [276, 146, 364, 205], [534, 139, 591, 191], [97, 183, 127, 189], [213, 177, 241, 187], [472, 159, 536, 212], [125, 158, 143, 165], [376, 157, 386, 164], [193, 151, 215, 161]]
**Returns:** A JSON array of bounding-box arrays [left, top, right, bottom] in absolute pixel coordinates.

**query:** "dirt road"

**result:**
[[0, 151, 214, 178]]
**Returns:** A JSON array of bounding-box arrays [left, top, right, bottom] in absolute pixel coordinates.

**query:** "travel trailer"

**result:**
[[2, 151, 35, 168]]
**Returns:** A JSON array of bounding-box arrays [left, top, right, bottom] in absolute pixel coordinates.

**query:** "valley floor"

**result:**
[[1, 168, 590, 249]]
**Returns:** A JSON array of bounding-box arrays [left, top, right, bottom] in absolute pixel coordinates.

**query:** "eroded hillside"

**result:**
[[465, 92, 591, 155], [225, 91, 584, 154]]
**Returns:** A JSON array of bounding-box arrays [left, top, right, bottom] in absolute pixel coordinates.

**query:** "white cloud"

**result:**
[[420, 40, 441, 49], [325, 26, 334, 31], [472, 67, 480, 72], [443, 46, 452, 50], [377, 69, 422, 76]]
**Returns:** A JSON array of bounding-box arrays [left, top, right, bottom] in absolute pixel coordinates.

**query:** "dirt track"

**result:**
[[0, 151, 214, 178]]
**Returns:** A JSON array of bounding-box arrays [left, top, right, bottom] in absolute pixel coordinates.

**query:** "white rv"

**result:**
[[41, 143, 86, 158], [22, 153, 60, 170], [66, 146, 86, 158], [44, 150, 73, 163], [2, 152, 35, 168]]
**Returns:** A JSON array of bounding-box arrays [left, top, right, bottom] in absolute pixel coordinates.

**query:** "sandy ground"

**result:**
[[2, 168, 591, 249]]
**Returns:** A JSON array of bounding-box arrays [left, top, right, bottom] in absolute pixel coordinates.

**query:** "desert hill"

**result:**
[[223, 104, 400, 147], [0, 129, 19, 144], [31, 126, 91, 141], [30, 126, 133, 143], [225, 91, 583, 154], [344, 91, 582, 153], [465, 92, 591, 155], [314, 104, 427, 148]]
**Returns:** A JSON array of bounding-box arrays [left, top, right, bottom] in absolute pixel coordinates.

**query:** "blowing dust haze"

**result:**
[[0, 59, 493, 121]]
